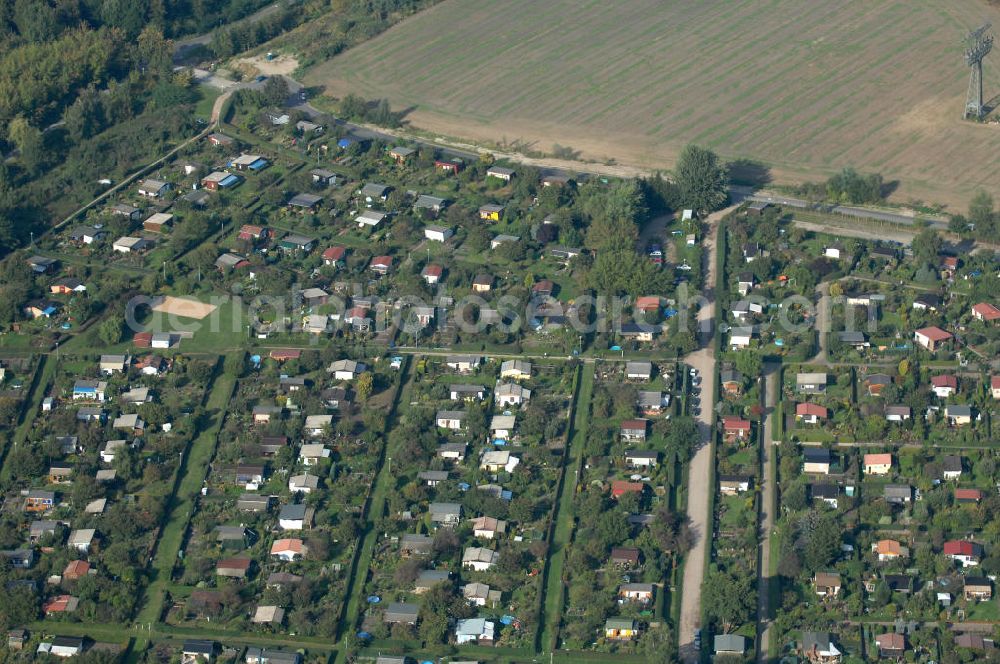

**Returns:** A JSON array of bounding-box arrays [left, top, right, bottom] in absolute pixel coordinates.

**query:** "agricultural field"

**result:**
[[306, 0, 1000, 208]]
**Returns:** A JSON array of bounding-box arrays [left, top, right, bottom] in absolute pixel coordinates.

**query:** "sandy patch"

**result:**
[[236, 53, 299, 78], [151, 296, 218, 320]]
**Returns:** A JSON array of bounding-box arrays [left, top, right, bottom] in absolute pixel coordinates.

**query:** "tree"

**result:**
[[64, 88, 106, 142], [968, 190, 994, 231], [703, 569, 755, 632], [13, 0, 58, 42], [8, 115, 47, 175], [674, 145, 729, 213], [585, 216, 638, 253], [649, 507, 692, 554], [371, 98, 397, 127], [803, 515, 840, 572], [356, 371, 373, 400], [664, 416, 699, 463], [464, 224, 490, 253], [873, 580, 891, 607], [825, 168, 883, 204], [99, 0, 147, 38], [911, 228, 941, 265], [734, 352, 762, 379], [584, 179, 646, 252], [135, 26, 173, 78], [639, 623, 677, 664], [97, 315, 124, 346], [0, 586, 39, 630], [261, 76, 289, 107], [783, 483, 807, 511]]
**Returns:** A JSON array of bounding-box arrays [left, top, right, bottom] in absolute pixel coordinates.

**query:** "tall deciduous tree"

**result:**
[[7, 116, 47, 175], [64, 88, 106, 142], [968, 190, 994, 232], [675, 144, 729, 213], [703, 568, 755, 633], [911, 228, 941, 265]]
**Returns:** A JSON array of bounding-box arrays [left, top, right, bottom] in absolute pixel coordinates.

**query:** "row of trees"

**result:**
[[792, 167, 885, 205], [0, 0, 273, 43]]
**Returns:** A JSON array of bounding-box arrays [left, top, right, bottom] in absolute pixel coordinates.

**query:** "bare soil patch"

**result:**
[[151, 296, 219, 320], [235, 53, 299, 78]]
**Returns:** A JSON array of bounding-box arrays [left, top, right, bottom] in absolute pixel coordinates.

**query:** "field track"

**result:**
[[305, 0, 1000, 209]]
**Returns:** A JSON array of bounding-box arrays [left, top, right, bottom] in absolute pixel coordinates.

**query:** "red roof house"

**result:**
[[943, 540, 983, 565], [914, 326, 952, 351], [269, 349, 301, 361], [63, 560, 91, 580], [931, 375, 958, 388], [133, 331, 153, 348], [931, 374, 958, 397], [322, 246, 346, 265], [43, 595, 79, 614], [972, 303, 1000, 322], [796, 403, 828, 423], [435, 159, 461, 174], [955, 488, 984, 503], [636, 296, 660, 313], [421, 264, 444, 284], [370, 256, 392, 274], [722, 416, 751, 440], [610, 480, 644, 499], [238, 224, 268, 241], [610, 547, 640, 567]]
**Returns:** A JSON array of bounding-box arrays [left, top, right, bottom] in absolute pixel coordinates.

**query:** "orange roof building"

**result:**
[[63, 560, 91, 580]]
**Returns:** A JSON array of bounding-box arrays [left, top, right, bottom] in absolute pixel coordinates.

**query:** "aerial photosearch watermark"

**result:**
[[122, 283, 881, 344]]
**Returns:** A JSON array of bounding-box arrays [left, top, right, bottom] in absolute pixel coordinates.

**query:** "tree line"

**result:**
[[0, 0, 273, 44]]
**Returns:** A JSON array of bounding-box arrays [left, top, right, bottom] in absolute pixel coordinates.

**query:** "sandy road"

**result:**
[[812, 281, 831, 364], [756, 365, 779, 662], [677, 204, 736, 661]]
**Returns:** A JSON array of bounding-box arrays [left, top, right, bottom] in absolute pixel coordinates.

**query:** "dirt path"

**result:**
[[677, 205, 734, 661], [335, 118, 652, 180], [812, 281, 831, 364], [792, 219, 917, 246], [173, 2, 286, 64], [756, 365, 779, 662]]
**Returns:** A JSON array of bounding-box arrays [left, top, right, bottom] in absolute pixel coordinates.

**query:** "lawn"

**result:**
[[538, 362, 590, 652], [136, 353, 240, 625], [964, 598, 1000, 622], [727, 447, 756, 468], [193, 86, 222, 122], [306, 0, 1000, 208], [720, 494, 751, 530], [333, 358, 409, 663], [139, 295, 249, 353]]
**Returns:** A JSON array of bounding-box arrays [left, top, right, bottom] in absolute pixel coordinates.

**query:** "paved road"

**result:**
[[791, 219, 917, 246], [749, 193, 949, 231], [678, 205, 733, 662], [172, 2, 288, 64], [756, 365, 779, 662]]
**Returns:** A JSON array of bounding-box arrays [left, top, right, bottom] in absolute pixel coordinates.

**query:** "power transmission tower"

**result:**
[[965, 22, 993, 119]]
